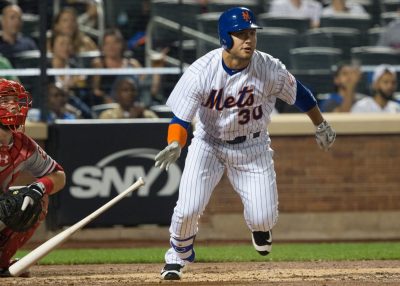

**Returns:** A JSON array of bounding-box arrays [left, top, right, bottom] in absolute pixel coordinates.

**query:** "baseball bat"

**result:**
[[9, 177, 145, 277]]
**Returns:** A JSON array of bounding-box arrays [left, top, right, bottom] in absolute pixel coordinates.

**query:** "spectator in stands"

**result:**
[[49, 7, 98, 55], [91, 28, 167, 106], [0, 3, 37, 63], [351, 64, 400, 113], [269, 0, 323, 28], [91, 28, 142, 104], [322, 0, 368, 16], [0, 55, 19, 81], [99, 77, 158, 119], [320, 62, 366, 112], [46, 83, 83, 122], [49, 33, 84, 92], [49, 32, 92, 118], [377, 19, 400, 50]]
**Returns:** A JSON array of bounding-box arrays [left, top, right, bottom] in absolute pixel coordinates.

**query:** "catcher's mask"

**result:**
[[0, 79, 32, 132]]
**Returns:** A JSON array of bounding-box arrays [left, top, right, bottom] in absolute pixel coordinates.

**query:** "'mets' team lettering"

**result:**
[[202, 86, 254, 110]]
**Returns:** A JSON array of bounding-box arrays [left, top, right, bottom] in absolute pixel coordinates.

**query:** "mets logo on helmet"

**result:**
[[242, 11, 250, 21]]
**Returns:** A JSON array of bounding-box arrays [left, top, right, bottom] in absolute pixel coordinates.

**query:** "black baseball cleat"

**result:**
[[252, 230, 272, 256], [160, 263, 185, 280]]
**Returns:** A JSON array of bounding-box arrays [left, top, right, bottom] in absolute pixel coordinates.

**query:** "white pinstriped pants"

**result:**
[[165, 132, 278, 264]]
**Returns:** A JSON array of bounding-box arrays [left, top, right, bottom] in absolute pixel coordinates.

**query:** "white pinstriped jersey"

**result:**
[[166, 48, 297, 140]]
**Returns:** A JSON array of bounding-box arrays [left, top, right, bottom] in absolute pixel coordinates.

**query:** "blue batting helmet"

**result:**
[[218, 7, 262, 50]]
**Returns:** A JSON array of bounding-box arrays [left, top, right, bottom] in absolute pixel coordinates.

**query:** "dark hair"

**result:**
[[0, 1, 14, 14], [102, 28, 126, 56], [110, 76, 138, 99]]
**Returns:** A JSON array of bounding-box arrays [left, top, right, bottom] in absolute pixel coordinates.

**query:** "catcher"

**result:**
[[0, 79, 65, 277]]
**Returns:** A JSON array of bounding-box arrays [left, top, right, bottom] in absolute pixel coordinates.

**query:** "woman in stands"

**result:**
[[49, 7, 98, 55]]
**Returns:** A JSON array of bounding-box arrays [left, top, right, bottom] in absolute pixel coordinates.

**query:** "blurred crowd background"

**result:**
[[0, 0, 399, 122]]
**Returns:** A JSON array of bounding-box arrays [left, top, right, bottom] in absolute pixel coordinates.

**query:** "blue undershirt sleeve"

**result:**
[[294, 80, 317, 112], [171, 115, 190, 129]]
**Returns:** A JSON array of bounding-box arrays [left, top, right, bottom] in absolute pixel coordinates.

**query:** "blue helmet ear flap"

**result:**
[[218, 6, 262, 50]]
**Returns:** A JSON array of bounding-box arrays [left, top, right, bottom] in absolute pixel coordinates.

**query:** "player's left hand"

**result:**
[[315, 120, 336, 151], [0, 184, 44, 232], [155, 141, 181, 171]]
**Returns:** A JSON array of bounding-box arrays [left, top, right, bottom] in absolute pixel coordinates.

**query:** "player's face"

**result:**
[[0, 95, 19, 114], [374, 72, 397, 100], [230, 29, 257, 60]]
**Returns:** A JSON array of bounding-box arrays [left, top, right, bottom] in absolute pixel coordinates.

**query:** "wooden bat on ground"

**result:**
[[9, 177, 145, 277]]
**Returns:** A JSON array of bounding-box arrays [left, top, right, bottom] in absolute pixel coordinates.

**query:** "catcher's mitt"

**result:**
[[0, 184, 44, 232]]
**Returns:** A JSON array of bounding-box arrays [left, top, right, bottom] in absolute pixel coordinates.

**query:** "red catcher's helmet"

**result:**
[[0, 79, 32, 131]]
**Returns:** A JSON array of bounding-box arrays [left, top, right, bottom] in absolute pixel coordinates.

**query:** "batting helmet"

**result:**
[[218, 7, 262, 50]]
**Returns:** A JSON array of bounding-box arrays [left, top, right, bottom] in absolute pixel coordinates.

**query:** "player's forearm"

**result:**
[[306, 105, 325, 126], [38, 170, 66, 195]]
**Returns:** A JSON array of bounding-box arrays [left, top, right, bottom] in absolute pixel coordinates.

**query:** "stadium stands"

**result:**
[[290, 47, 343, 71], [305, 27, 361, 60], [351, 46, 400, 65], [257, 28, 298, 68]]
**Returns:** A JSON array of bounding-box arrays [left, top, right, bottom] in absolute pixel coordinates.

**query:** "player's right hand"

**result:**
[[155, 141, 181, 171]]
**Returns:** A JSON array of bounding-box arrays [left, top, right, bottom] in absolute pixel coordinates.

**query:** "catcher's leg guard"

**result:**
[[252, 230, 272, 256], [0, 226, 37, 268], [0, 196, 48, 269]]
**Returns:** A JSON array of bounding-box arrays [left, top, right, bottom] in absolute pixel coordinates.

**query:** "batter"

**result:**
[[154, 6, 336, 280]]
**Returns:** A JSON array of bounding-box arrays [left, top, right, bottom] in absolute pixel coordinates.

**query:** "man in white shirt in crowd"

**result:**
[[351, 64, 400, 113], [322, 0, 368, 16], [268, 0, 322, 28]]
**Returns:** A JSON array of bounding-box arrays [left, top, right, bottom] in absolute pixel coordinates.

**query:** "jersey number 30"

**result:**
[[238, 105, 263, 125]]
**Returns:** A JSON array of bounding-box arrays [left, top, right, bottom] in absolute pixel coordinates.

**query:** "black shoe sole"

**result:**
[[163, 272, 181, 280]]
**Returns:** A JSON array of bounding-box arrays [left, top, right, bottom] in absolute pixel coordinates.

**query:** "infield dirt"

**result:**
[[1, 260, 399, 285]]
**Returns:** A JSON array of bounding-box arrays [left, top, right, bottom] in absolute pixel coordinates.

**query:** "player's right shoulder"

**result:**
[[188, 48, 222, 75]]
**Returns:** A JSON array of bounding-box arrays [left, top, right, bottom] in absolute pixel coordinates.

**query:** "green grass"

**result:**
[[15, 242, 400, 265]]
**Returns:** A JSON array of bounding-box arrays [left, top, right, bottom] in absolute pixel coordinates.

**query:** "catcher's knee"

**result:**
[[170, 235, 196, 262]]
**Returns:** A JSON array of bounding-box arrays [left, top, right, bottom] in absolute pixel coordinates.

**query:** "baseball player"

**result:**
[[0, 79, 66, 277], [154, 7, 336, 280]]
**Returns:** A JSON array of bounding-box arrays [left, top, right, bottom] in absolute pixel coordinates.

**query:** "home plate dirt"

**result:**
[[1, 261, 399, 285]]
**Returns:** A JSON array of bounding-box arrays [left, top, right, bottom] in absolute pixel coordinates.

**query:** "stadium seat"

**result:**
[[380, 12, 400, 25], [151, 0, 204, 29], [289, 47, 342, 71], [382, 0, 400, 12], [196, 12, 221, 56], [320, 15, 372, 44], [12, 50, 51, 68], [351, 46, 400, 65], [257, 14, 310, 35], [353, 0, 375, 14], [91, 103, 120, 118], [196, 12, 220, 38], [367, 27, 385, 46], [76, 50, 101, 68], [206, 0, 262, 13], [21, 13, 39, 41], [291, 69, 334, 95], [257, 28, 298, 68], [149, 105, 173, 118], [305, 27, 361, 60]]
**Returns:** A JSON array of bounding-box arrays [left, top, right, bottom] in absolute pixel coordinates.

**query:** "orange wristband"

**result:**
[[168, 123, 188, 147]]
